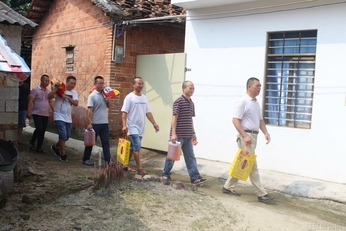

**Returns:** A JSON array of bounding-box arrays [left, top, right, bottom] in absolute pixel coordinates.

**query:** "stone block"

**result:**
[[6, 74, 21, 87], [6, 101, 18, 112], [0, 76, 5, 87], [0, 88, 18, 100], [0, 113, 17, 124], [0, 100, 4, 112]]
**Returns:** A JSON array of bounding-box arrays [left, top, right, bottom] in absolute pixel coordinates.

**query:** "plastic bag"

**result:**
[[228, 148, 257, 181], [117, 138, 130, 165]]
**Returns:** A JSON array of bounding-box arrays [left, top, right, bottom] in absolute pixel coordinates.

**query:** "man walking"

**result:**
[[82, 76, 111, 166], [222, 77, 274, 203], [161, 80, 207, 185], [48, 76, 78, 162], [121, 77, 159, 175], [27, 74, 52, 153]]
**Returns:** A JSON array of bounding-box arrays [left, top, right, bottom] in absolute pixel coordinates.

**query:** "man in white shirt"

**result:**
[[48, 76, 78, 162], [222, 77, 274, 203], [121, 77, 159, 175]]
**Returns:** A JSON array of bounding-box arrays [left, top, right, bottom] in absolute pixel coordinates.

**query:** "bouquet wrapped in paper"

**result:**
[[50, 78, 66, 97], [90, 86, 120, 98]]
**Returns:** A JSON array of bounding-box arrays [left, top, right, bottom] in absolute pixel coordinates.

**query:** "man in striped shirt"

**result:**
[[161, 81, 207, 185]]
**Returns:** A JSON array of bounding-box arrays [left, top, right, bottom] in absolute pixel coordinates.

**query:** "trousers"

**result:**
[[223, 133, 267, 196]]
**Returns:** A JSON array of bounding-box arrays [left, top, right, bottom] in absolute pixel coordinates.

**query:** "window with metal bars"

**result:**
[[264, 30, 317, 129], [66, 48, 74, 73]]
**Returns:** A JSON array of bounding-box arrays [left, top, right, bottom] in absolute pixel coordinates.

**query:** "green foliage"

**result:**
[[0, 0, 11, 6], [1, 0, 31, 15]]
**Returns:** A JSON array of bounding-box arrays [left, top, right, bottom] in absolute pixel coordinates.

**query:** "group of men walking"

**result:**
[[21, 75, 273, 202]]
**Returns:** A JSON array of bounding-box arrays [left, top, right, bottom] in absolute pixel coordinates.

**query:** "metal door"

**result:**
[[136, 53, 186, 151]]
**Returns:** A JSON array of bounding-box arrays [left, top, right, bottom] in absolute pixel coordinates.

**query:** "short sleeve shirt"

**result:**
[[233, 94, 263, 131], [53, 90, 78, 123], [171, 95, 195, 138], [88, 91, 108, 124], [121, 92, 151, 136], [30, 86, 51, 117]]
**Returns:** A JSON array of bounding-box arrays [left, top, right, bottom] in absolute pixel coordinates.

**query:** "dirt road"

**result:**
[[0, 132, 345, 231]]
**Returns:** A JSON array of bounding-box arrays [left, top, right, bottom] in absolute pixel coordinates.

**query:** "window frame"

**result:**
[[263, 30, 317, 129]]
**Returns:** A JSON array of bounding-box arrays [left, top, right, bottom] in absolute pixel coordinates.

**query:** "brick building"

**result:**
[[25, 0, 186, 139]]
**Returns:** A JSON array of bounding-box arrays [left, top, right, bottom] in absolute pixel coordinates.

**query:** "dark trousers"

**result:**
[[83, 124, 110, 163], [30, 115, 49, 150]]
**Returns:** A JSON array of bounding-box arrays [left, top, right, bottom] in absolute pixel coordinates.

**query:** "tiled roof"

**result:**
[[92, 0, 186, 20], [0, 1, 37, 27], [26, 0, 186, 25]]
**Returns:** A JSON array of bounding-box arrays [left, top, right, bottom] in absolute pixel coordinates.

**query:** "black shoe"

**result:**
[[51, 145, 61, 157], [258, 194, 274, 203], [60, 155, 68, 162], [82, 160, 94, 166], [191, 177, 208, 185], [29, 141, 35, 151], [222, 187, 241, 196]]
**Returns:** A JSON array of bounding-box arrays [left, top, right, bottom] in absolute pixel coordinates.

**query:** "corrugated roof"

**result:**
[[0, 1, 37, 27], [0, 35, 31, 81]]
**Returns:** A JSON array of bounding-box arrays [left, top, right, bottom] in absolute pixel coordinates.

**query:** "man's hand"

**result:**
[[87, 123, 93, 130], [265, 133, 271, 144], [243, 134, 252, 145], [153, 124, 159, 132], [170, 134, 178, 143], [122, 125, 128, 134]]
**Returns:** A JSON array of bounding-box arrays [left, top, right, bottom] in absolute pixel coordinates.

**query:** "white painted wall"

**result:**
[[181, 0, 346, 183]]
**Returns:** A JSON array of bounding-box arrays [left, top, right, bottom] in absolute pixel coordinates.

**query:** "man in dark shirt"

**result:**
[[17, 81, 30, 144], [161, 80, 207, 185]]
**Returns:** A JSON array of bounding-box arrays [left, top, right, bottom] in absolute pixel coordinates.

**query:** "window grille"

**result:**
[[66, 49, 74, 72], [264, 30, 317, 129]]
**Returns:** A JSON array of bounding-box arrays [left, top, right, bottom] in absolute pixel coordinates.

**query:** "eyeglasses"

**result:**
[[97, 82, 105, 85]]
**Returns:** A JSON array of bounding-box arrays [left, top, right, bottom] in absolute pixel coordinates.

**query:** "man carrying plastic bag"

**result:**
[[222, 77, 274, 203]]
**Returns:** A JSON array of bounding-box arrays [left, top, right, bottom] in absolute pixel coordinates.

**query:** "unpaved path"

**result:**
[[1, 133, 345, 231]]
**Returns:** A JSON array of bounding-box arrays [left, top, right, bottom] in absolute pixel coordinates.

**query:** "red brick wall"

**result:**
[[110, 24, 185, 137], [31, 0, 185, 139]]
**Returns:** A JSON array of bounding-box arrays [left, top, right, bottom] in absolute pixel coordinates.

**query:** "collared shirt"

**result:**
[[170, 95, 195, 138], [87, 91, 108, 124], [30, 85, 51, 117], [233, 94, 262, 131]]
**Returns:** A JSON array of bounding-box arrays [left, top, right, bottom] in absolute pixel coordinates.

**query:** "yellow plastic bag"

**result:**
[[228, 148, 257, 181], [117, 138, 130, 165]]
